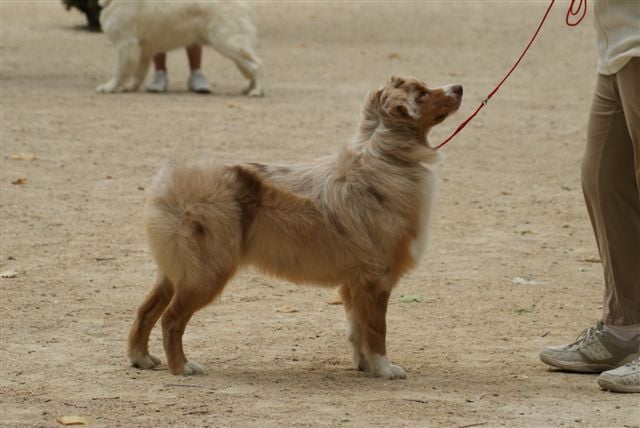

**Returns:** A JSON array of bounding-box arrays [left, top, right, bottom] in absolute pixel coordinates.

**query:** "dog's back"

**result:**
[[144, 160, 361, 289], [99, 0, 255, 53]]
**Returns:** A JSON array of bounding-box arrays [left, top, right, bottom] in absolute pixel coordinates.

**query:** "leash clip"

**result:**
[[481, 97, 489, 106]]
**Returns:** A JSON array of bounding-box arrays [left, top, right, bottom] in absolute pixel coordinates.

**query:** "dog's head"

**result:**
[[361, 76, 462, 163], [378, 75, 462, 131]]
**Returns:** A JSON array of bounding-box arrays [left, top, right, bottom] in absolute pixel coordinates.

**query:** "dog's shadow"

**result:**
[[139, 89, 260, 99], [57, 23, 102, 33], [140, 362, 386, 393]]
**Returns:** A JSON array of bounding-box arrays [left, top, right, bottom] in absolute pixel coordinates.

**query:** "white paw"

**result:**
[[180, 361, 205, 376], [374, 364, 406, 380], [96, 82, 117, 93], [130, 353, 161, 370], [243, 85, 264, 97], [124, 82, 140, 92], [366, 354, 407, 379]]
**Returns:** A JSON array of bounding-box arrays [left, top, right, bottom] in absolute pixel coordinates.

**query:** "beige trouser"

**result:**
[[581, 57, 640, 326]]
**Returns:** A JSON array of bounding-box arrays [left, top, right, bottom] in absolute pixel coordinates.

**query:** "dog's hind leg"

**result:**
[[96, 38, 141, 93], [161, 269, 235, 375], [128, 273, 174, 370], [210, 37, 264, 97], [347, 277, 406, 380], [234, 48, 264, 97]]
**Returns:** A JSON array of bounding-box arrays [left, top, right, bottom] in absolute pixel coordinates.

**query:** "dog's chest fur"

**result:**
[[409, 168, 437, 265]]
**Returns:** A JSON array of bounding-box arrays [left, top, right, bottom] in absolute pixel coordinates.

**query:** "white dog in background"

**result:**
[[96, 0, 264, 96]]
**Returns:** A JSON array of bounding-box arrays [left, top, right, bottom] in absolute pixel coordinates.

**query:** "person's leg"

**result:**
[[153, 53, 167, 72], [186, 45, 211, 93], [146, 53, 168, 92], [618, 57, 640, 189], [593, 57, 640, 393], [582, 58, 640, 328], [186, 45, 201, 70], [539, 65, 640, 373]]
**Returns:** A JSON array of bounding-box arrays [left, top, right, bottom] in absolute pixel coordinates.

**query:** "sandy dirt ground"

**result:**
[[1, 1, 639, 427]]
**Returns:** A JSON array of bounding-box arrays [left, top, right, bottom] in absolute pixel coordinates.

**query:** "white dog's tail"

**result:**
[[98, 0, 112, 8]]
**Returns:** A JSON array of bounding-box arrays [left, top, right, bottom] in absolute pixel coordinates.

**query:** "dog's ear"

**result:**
[[394, 104, 411, 118], [363, 88, 383, 116], [387, 75, 406, 89], [381, 76, 418, 119], [382, 96, 417, 120]]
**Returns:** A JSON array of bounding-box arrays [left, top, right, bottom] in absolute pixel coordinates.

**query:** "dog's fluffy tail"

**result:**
[[98, 0, 112, 8], [143, 162, 240, 288]]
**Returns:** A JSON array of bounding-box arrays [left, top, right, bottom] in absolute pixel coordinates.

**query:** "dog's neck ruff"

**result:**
[[358, 123, 428, 166], [371, 119, 442, 165]]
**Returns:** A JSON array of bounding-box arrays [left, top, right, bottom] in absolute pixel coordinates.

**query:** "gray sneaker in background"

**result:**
[[146, 70, 168, 93], [540, 321, 640, 373], [598, 354, 640, 393], [187, 70, 212, 94]]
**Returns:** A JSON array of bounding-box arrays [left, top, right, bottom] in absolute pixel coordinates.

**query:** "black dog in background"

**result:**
[[62, 0, 102, 31]]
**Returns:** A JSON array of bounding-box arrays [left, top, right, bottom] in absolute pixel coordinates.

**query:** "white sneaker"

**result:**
[[187, 70, 212, 94], [598, 354, 640, 393], [146, 70, 168, 93]]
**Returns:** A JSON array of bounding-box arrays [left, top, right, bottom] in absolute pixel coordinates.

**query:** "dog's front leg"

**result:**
[[125, 53, 151, 92], [339, 284, 368, 372], [96, 38, 140, 93], [346, 280, 406, 380]]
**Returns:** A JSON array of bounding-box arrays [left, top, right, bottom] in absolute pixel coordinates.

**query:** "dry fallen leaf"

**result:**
[[327, 289, 342, 305], [11, 177, 27, 185], [56, 416, 88, 425], [275, 306, 299, 313], [10, 152, 37, 161], [0, 270, 18, 278]]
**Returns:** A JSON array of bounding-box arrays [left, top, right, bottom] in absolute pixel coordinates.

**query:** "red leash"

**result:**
[[435, 0, 588, 150]]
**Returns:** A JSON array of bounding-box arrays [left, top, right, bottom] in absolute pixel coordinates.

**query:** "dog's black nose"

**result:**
[[452, 85, 463, 96]]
